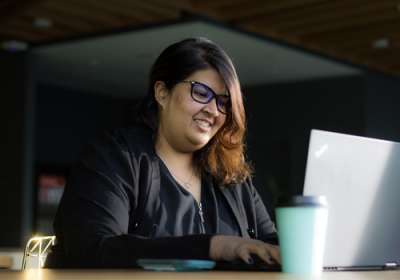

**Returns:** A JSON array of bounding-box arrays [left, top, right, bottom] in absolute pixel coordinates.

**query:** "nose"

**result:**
[[202, 98, 220, 116]]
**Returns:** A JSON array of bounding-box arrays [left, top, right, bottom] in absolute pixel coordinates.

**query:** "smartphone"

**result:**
[[137, 259, 216, 271]]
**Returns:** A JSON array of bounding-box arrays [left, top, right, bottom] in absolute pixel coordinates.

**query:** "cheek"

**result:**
[[181, 97, 203, 116], [175, 91, 195, 111], [168, 95, 200, 130], [215, 115, 227, 130]]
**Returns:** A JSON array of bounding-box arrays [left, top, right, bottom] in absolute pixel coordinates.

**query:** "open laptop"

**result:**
[[303, 129, 400, 271]]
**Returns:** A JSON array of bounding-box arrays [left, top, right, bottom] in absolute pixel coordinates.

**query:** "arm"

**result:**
[[55, 130, 211, 268], [248, 179, 279, 245], [207, 179, 280, 265], [250, 179, 281, 263]]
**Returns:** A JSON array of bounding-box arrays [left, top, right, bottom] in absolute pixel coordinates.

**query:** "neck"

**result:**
[[155, 129, 194, 173], [155, 127, 202, 201]]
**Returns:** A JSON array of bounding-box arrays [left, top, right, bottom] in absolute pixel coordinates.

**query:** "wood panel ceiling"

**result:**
[[1, 0, 399, 76]]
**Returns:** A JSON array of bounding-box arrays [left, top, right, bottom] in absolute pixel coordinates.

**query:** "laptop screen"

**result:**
[[303, 129, 400, 269]]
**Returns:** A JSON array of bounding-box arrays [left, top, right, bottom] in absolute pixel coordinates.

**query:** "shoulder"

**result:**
[[224, 177, 254, 193], [79, 124, 156, 169], [108, 124, 154, 149], [216, 176, 255, 201], [91, 124, 155, 155]]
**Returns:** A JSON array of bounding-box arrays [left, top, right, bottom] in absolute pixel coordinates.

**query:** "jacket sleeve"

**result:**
[[53, 130, 212, 268], [248, 179, 279, 245]]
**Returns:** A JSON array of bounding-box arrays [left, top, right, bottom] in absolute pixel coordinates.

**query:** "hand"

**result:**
[[209, 235, 280, 264]]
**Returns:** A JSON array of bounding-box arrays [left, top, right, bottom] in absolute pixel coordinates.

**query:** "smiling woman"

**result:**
[[45, 37, 280, 268], [139, 38, 251, 186]]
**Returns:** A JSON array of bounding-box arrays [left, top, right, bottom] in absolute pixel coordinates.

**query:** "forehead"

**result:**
[[185, 68, 226, 94]]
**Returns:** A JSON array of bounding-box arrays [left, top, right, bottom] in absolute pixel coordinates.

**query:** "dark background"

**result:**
[[1, 50, 400, 247]]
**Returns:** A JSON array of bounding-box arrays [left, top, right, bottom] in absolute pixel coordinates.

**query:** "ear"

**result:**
[[154, 81, 170, 109]]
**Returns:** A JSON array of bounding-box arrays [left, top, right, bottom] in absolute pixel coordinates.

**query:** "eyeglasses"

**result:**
[[178, 80, 231, 114]]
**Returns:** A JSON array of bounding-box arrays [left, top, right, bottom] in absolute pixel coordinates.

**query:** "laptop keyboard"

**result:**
[[214, 255, 281, 271]]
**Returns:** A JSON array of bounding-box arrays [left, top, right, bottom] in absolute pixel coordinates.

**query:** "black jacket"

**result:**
[[46, 125, 277, 268]]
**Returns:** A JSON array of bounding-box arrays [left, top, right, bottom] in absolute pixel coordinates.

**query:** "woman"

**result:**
[[46, 37, 280, 268]]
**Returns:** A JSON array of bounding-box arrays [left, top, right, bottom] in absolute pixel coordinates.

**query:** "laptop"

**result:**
[[303, 129, 400, 271]]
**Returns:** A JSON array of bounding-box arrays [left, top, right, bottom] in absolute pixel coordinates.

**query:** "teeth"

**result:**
[[195, 119, 211, 128]]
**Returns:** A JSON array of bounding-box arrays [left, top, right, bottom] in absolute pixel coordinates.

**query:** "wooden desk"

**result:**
[[0, 256, 12, 269], [0, 269, 399, 280]]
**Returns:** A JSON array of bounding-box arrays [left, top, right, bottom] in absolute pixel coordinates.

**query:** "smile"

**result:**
[[194, 119, 213, 130]]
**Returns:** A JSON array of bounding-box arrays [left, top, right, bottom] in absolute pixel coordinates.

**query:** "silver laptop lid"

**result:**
[[303, 129, 400, 269]]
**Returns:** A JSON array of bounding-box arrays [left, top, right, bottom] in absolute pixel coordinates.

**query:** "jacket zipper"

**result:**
[[198, 202, 206, 234]]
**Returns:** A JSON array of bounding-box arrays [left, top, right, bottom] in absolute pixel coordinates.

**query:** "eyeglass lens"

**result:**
[[191, 82, 230, 114]]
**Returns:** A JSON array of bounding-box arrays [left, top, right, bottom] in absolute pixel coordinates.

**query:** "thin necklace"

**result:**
[[155, 150, 197, 190], [171, 168, 195, 190]]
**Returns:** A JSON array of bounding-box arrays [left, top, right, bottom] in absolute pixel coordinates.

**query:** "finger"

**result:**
[[258, 248, 274, 264], [249, 244, 280, 265], [241, 243, 272, 264], [236, 243, 261, 264], [266, 245, 281, 264], [236, 248, 252, 264]]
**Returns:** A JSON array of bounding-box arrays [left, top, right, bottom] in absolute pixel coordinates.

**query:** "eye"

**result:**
[[216, 95, 230, 113], [217, 95, 229, 106], [192, 84, 211, 101]]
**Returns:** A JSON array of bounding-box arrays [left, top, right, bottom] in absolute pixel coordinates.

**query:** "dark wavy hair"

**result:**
[[137, 37, 252, 185]]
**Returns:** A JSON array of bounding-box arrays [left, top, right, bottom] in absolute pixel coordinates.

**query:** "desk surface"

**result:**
[[0, 269, 399, 280]]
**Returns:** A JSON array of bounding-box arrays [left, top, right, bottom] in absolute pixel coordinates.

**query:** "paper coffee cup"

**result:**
[[276, 196, 328, 275]]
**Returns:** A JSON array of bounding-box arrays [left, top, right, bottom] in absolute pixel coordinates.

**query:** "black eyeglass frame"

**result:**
[[178, 80, 231, 115]]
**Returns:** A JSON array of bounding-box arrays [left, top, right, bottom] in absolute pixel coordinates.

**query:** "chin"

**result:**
[[187, 133, 212, 150]]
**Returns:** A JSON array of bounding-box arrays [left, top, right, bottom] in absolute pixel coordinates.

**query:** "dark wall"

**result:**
[[30, 74, 400, 227], [35, 84, 137, 166], [364, 73, 400, 142], [0, 52, 34, 247], [34, 84, 139, 234], [244, 75, 365, 217], [4, 56, 400, 245]]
